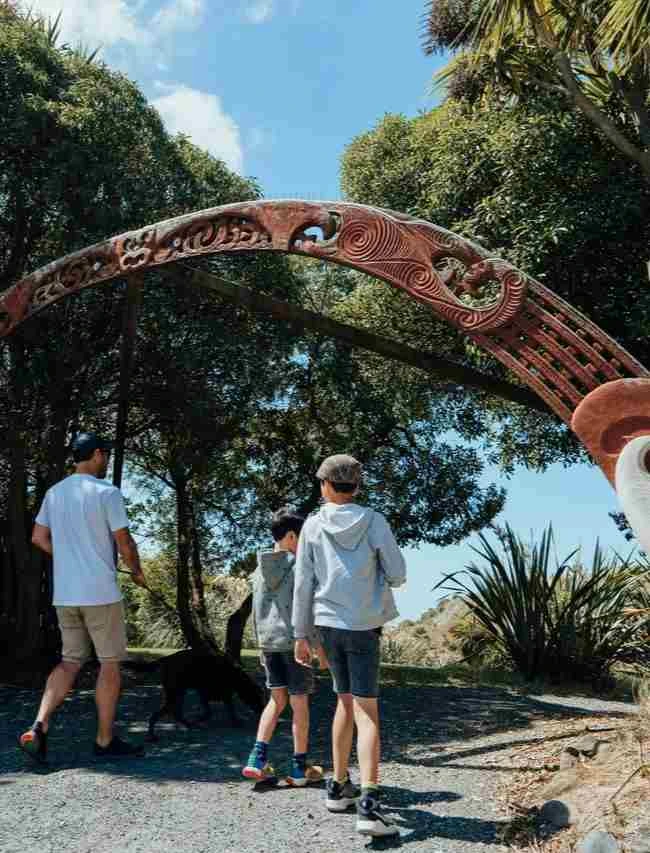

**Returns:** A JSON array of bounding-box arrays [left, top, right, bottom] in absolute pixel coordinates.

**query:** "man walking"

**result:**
[[19, 432, 146, 763]]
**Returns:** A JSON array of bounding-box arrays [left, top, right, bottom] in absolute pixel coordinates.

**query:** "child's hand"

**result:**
[[314, 644, 329, 670], [294, 639, 312, 667]]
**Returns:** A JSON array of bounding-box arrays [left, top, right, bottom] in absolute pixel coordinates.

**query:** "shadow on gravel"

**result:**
[[1, 671, 635, 785], [360, 786, 506, 849]]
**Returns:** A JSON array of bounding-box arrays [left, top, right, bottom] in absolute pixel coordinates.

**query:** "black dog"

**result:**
[[148, 649, 265, 740]]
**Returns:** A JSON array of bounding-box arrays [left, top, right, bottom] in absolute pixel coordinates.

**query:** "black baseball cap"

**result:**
[[71, 432, 113, 461]]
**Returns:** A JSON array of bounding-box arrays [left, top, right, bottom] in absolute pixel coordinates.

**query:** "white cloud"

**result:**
[[151, 84, 244, 173], [242, 0, 301, 24], [152, 0, 205, 35], [244, 0, 274, 23], [28, 0, 206, 51], [27, 0, 147, 48]]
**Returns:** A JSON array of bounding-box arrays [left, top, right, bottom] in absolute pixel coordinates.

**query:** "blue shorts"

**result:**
[[319, 626, 381, 698], [261, 651, 314, 695]]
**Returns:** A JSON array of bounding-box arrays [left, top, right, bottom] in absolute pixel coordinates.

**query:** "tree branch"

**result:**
[[161, 265, 552, 415]]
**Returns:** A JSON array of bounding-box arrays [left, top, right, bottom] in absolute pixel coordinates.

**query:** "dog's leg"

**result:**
[[170, 689, 192, 729], [148, 708, 163, 742], [148, 693, 172, 742], [196, 689, 212, 726], [223, 692, 242, 728]]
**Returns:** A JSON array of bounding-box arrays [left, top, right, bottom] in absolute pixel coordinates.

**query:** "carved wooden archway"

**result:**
[[1, 200, 647, 485]]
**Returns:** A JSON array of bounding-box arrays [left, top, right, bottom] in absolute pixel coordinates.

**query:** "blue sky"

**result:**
[[32, 0, 635, 620], [32, 0, 440, 199]]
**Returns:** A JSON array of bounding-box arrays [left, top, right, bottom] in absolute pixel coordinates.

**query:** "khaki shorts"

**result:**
[[56, 601, 127, 664]]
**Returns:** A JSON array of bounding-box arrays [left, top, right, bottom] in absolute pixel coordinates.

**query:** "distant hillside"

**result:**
[[384, 596, 470, 666]]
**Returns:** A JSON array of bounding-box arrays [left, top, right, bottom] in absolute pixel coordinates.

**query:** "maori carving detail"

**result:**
[[31, 250, 119, 309], [1, 200, 647, 436], [0, 202, 525, 335], [318, 212, 528, 332], [153, 215, 272, 263]]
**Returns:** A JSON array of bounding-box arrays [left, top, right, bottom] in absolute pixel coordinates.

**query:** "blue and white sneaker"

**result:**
[[286, 761, 324, 787], [326, 774, 360, 811], [242, 748, 277, 783]]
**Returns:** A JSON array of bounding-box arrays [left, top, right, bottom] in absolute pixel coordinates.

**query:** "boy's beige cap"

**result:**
[[316, 454, 362, 484]]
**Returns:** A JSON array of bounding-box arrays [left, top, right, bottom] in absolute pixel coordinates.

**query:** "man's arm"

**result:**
[[113, 528, 146, 587], [31, 523, 53, 556]]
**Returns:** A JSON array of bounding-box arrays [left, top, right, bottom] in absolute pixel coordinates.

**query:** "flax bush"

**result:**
[[435, 524, 650, 684]]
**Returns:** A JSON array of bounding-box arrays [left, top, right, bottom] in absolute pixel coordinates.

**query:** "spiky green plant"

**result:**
[[435, 524, 650, 683], [435, 524, 570, 679], [549, 549, 650, 682]]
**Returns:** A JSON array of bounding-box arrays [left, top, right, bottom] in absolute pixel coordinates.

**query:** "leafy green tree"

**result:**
[[340, 97, 650, 470], [183, 262, 507, 552], [342, 102, 650, 360], [423, 0, 650, 178], [0, 5, 261, 680], [122, 261, 298, 652]]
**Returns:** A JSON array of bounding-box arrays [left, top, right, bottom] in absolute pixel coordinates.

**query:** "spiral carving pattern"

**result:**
[[334, 215, 526, 333], [338, 217, 408, 263]]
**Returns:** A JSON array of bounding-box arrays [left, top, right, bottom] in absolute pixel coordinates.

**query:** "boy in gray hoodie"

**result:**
[[293, 454, 406, 837], [242, 507, 325, 786]]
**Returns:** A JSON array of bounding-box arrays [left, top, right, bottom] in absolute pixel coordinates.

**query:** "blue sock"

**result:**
[[293, 752, 307, 768], [254, 741, 268, 762]]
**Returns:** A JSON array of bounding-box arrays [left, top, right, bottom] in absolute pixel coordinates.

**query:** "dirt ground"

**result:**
[[0, 664, 638, 853]]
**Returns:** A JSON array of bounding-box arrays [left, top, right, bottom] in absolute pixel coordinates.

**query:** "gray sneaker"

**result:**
[[326, 775, 360, 812], [356, 792, 399, 837]]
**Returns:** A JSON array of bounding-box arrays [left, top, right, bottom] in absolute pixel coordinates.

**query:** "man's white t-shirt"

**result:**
[[36, 473, 129, 606]]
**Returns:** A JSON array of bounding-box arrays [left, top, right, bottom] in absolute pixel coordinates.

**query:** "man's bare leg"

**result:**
[[353, 696, 380, 786], [332, 692, 354, 781], [35, 660, 82, 732], [95, 661, 121, 747]]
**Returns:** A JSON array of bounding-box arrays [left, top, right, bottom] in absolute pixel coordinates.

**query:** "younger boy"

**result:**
[[293, 454, 406, 837], [243, 507, 325, 786]]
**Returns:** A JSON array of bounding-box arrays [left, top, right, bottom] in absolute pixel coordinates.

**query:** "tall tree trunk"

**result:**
[[113, 274, 143, 489], [189, 500, 207, 619], [0, 337, 59, 685], [174, 475, 217, 655], [188, 497, 220, 654], [225, 593, 253, 664]]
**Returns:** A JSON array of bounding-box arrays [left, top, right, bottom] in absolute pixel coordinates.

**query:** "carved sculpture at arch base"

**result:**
[[1, 199, 650, 544]]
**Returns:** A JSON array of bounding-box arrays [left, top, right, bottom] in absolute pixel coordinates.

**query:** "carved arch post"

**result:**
[[2, 199, 649, 494]]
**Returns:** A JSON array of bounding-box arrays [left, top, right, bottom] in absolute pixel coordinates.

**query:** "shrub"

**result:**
[[122, 555, 252, 651], [436, 524, 650, 684]]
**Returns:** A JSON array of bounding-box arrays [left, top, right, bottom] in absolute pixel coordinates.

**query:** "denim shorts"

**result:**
[[318, 626, 381, 698], [261, 651, 315, 695]]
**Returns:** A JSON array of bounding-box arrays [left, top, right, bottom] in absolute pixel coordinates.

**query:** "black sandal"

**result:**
[[18, 722, 48, 764]]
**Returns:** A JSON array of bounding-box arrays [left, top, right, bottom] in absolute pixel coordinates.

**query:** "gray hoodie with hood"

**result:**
[[292, 503, 406, 638], [252, 549, 297, 652]]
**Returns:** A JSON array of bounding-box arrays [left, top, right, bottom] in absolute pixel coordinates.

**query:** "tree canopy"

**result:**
[[423, 0, 650, 179]]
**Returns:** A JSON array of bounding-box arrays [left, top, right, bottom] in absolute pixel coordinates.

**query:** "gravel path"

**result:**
[[0, 667, 637, 853]]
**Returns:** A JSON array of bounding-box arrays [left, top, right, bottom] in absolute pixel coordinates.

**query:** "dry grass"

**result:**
[[497, 685, 650, 850]]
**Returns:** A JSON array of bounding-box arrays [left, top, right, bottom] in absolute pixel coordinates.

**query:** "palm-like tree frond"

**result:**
[[598, 0, 650, 67]]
